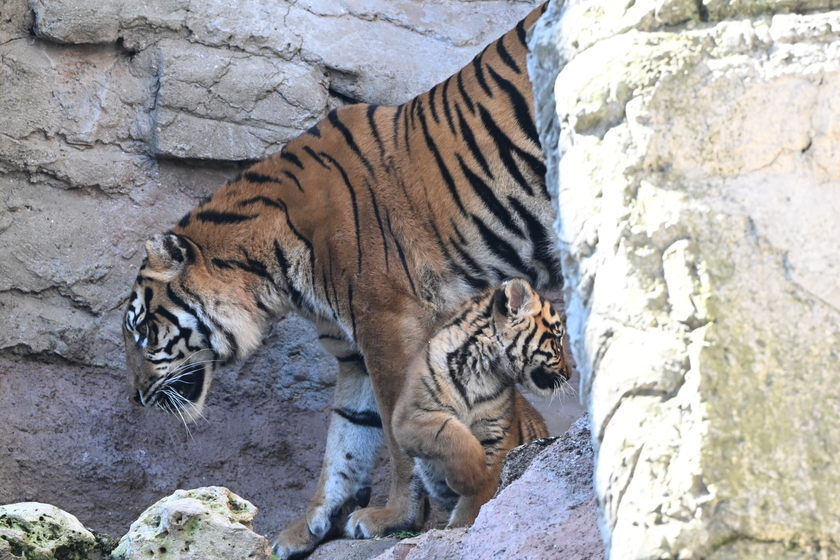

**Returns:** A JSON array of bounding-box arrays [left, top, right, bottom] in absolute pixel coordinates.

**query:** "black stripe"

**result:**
[[440, 78, 457, 136], [473, 215, 535, 279], [334, 408, 382, 428], [471, 51, 493, 97], [487, 65, 540, 147], [390, 229, 418, 297], [367, 185, 390, 273], [416, 101, 466, 216], [307, 124, 321, 138], [455, 103, 493, 179], [275, 196, 316, 284], [283, 170, 304, 193], [427, 83, 440, 124], [392, 104, 404, 149], [196, 210, 256, 224], [280, 151, 304, 169], [367, 105, 387, 164], [508, 196, 561, 282], [155, 306, 181, 328], [230, 253, 273, 282], [423, 210, 487, 290], [495, 34, 522, 74], [165, 285, 212, 341], [178, 212, 191, 228], [477, 104, 534, 197], [456, 72, 475, 114], [320, 153, 363, 273], [273, 240, 312, 314], [143, 287, 153, 316], [480, 435, 504, 447], [212, 258, 234, 269], [435, 418, 451, 441], [304, 145, 329, 168], [456, 155, 523, 238], [448, 223, 486, 277], [336, 353, 364, 364], [347, 284, 357, 340], [321, 269, 337, 320], [515, 19, 528, 47], [445, 343, 476, 406], [328, 109, 376, 178], [239, 196, 283, 209], [243, 171, 282, 185]]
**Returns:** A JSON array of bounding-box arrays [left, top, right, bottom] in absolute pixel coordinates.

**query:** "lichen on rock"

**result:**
[[0, 502, 97, 560]]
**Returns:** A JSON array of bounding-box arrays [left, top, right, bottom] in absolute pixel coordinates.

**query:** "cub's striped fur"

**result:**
[[123, 4, 559, 558], [394, 279, 570, 528]]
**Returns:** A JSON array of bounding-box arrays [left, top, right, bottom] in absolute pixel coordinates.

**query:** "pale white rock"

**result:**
[[110, 487, 272, 560], [531, 1, 840, 558], [0, 502, 97, 559]]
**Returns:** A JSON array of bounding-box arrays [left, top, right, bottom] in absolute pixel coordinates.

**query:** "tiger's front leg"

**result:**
[[272, 331, 385, 559], [343, 315, 432, 539]]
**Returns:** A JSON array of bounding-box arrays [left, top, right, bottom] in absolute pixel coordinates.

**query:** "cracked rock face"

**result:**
[[110, 487, 271, 560], [530, 0, 840, 557], [0, 0, 541, 366]]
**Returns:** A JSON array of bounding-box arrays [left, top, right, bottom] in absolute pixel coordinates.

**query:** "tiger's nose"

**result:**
[[130, 390, 144, 406]]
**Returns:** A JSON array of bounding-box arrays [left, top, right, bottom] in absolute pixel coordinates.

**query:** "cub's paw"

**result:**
[[345, 506, 420, 539], [271, 516, 321, 560], [445, 462, 490, 497]]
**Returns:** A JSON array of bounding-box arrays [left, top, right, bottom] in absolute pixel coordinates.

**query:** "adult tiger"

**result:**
[[123, 3, 560, 558]]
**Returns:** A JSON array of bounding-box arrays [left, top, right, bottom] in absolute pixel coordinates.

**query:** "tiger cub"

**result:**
[[393, 278, 571, 528]]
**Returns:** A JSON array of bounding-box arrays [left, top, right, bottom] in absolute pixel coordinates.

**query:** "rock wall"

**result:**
[[0, 0, 542, 367], [529, 0, 840, 557]]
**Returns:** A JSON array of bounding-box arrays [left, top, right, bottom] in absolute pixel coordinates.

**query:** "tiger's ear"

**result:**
[[503, 278, 540, 318], [144, 233, 187, 281]]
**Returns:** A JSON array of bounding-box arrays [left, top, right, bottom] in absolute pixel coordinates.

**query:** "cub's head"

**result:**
[[492, 278, 572, 397], [123, 233, 265, 421]]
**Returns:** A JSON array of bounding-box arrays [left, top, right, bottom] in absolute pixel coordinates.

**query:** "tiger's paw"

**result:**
[[345, 506, 420, 540]]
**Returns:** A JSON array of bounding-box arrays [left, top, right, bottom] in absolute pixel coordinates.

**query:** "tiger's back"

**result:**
[[393, 279, 571, 528], [123, 5, 560, 557]]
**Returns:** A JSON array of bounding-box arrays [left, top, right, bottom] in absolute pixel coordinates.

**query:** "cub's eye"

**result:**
[[138, 322, 149, 339]]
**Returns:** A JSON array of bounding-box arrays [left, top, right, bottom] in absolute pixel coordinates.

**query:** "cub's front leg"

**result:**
[[393, 407, 491, 499]]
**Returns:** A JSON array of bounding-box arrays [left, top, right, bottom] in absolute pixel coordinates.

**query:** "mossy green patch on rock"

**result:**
[[0, 503, 97, 560]]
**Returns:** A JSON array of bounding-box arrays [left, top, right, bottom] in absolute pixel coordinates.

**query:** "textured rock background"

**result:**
[[0, 0, 543, 367], [530, 0, 840, 557], [0, 0, 589, 545]]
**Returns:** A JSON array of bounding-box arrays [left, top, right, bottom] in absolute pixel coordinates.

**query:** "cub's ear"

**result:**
[[503, 278, 540, 318], [144, 233, 188, 281]]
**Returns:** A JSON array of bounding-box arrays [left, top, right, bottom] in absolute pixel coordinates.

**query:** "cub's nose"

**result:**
[[130, 389, 144, 406]]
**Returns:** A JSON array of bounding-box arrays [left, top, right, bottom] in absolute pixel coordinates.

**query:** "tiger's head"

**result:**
[[123, 233, 266, 421], [492, 278, 573, 397]]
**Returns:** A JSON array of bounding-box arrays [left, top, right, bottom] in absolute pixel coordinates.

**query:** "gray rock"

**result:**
[[0, 502, 97, 560], [110, 487, 272, 560]]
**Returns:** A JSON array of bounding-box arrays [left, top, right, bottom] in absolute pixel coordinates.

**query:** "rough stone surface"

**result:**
[[0, 0, 542, 368], [0, 502, 97, 559], [373, 415, 603, 560], [110, 486, 271, 560], [530, 0, 840, 557]]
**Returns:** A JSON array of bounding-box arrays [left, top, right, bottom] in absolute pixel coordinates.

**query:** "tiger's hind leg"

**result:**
[[272, 329, 385, 559]]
